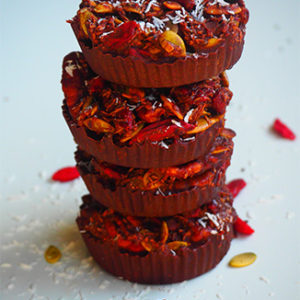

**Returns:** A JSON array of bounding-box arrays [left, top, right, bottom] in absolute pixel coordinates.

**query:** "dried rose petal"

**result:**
[[234, 217, 254, 235], [273, 118, 296, 140], [226, 179, 246, 198], [52, 166, 80, 182]]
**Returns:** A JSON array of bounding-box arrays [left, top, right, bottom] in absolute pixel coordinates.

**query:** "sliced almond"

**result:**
[[163, 1, 182, 10], [78, 8, 96, 36], [94, 3, 114, 13], [167, 241, 189, 250]]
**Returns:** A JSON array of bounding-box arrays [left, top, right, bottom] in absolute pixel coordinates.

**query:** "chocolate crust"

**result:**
[[80, 230, 233, 284], [72, 22, 244, 88], [76, 160, 225, 217], [63, 101, 224, 168]]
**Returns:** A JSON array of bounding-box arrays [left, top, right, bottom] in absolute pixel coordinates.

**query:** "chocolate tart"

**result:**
[[73, 24, 244, 88], [74, 129, 234, 217], [63, 102, 224, 168], [70, 0, 248, 87], [61, 52, 232, 168], [77, 191, 236, 284]]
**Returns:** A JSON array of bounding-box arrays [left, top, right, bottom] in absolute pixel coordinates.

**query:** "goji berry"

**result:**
[[273, 118, 296, 140], [102, 21, 140, 52], [51, 166, 80, 182], [130, 119, 194, 144], [234, 217, 254, 235], [226, 179, 246, 198]]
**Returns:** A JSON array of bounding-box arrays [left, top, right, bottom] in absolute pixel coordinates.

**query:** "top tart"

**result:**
[[70, 0, 249, 87]]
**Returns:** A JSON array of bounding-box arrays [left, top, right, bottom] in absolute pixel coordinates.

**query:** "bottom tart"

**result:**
[[77, 190, 235, 284], [75, 129, 234, 217]]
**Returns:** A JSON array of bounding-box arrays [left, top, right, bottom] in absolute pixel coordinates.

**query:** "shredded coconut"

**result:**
[[152, 16, 168, 30], [158, 141, 169, 149], [184, 108, 194, 123], [65, 60, 79, 77], [145, 0, 157, 13], [205, 212, 220, 228], [171, 119, 183, 128], [191, 0, 204, 21]]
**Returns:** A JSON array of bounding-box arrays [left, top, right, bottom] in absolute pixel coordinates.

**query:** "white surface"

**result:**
[[1, 1, 300, 299]]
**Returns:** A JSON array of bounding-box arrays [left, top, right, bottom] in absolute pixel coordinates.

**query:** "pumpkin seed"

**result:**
[[229, 252, 257, 268], [44, 245, 62, 264]]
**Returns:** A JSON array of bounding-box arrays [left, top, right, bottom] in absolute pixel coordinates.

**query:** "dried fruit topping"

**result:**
[[229, 252, 257, 268], [205, 4, 242, 15], [79, 192, 235, 255], [226, 179, 246, 198], [165, 160, 204, 179], [159, 30, 186, 57], [220, 72, 229, 87], [204, 38, 222, 49], [119, 123, 144, 143], [163, 1, 182, 10], [220, 128, 235, 139], [191, 228, 210, 242], [62, 52, 231, 144], [160, 95, 183, 120], [83, 117, 114, 134], [73, 0, 248, 60], [212, 89, 232, 115], [167, 241, 189, 250], [94, 2, 114, 13], [273, 118, 296, 140], [161, 221, 169, 243], [78, 8, 97, 37], [123, 4, 143, 15], [142, 169, 165, 190], [52, 166, 80, 182], [44, 245, 62, 264], [102, 21, 140, 54], [176, 0, 195, 11], [234, 217, 254, 235], [87, 76, 105, 95], [129, 119, 194, 144]]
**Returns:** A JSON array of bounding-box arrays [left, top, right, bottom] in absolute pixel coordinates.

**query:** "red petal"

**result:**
[[234, 217, 254, 235], [52, 166, 80, 182], [226, 179, 246, 198], [273, 118, 296, 140]]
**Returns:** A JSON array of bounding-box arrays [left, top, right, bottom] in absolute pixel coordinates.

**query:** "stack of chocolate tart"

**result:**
[[62, 0, 249, 284]]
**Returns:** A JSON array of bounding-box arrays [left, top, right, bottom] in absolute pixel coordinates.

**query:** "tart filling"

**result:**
[[62, 51, 232, 145], [70, 0, 248, 61], [77, 189, 235, 255]]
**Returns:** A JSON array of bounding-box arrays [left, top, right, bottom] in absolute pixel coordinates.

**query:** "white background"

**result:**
[[1, 1, 300, 299]]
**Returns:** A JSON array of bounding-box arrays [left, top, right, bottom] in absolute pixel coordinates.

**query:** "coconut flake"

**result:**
[[152, 17, 168, 30], [171, 119, 183, 128], [65, 60, 79, 77], [191, 0, 204, 21], [205, 212, 220, 228], [145, 0, 157, 13], [184, 108, 194, 123], [19, 263, 33, 271], [158, 141, 169, 149], [210, 0, 229, 7]]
